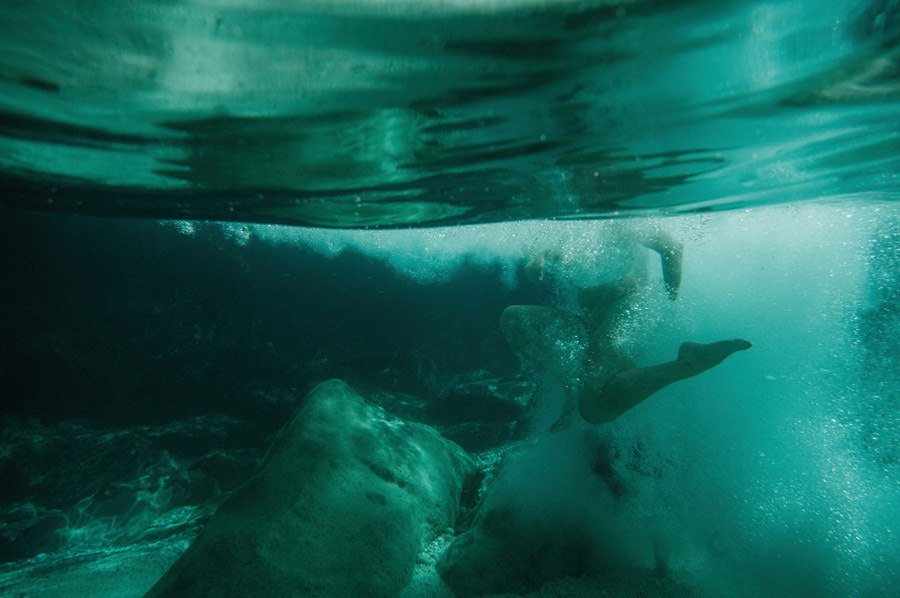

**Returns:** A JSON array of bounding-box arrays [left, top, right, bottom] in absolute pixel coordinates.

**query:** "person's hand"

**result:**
[[525, 253, 546, 283], [525, 250, 562, 284]]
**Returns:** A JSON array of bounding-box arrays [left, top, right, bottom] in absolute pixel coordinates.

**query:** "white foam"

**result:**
[[234, 216, 695, 289]]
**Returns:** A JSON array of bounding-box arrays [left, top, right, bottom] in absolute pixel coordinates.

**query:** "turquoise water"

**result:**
[[1, 0, 899, 224], [0, 1, 898, 597]]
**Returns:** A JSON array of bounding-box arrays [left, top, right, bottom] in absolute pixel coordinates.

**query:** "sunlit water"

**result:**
[[0, 1, 898, 597]]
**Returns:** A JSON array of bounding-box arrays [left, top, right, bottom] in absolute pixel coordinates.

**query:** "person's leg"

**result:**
[[500, 305, 589, 430], [579, 339, 752, 424], [577, 276, 639, 334], [500, 305, 588, 378]]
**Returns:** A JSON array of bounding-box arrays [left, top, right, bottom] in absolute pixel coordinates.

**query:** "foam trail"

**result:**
[[216, 217, 690, 288]]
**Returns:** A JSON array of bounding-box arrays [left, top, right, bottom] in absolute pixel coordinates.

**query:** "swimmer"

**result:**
[[501, 228, 751, 430]]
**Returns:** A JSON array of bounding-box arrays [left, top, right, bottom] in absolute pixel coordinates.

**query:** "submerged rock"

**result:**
[[146, 379, 476, 597], [437, 430, 682, 597], [0, 507, 66, 563], [0, 415, 267, 565], [0, 415, 267, 512]]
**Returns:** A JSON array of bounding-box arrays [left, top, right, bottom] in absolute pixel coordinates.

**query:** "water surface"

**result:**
[[1, 0, 898, 225]]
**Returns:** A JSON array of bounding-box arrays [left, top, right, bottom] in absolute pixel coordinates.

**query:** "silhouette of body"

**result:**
[[501, 228, 751, 429]]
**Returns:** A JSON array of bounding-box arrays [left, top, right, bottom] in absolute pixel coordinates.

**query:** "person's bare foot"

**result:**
[[677, 339, 752, 375]]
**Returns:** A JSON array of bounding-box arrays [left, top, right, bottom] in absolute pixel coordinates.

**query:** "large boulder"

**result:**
[[146, 379, 476, 597]]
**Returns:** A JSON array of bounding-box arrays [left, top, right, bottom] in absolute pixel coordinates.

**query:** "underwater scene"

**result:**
[[0, 1, 898, 596]]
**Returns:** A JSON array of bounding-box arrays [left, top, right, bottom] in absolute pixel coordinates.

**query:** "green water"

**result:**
[[0, 1, 897, 597]]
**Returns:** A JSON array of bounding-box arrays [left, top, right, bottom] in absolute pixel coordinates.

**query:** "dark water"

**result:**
[[1, 1, 898, 597]]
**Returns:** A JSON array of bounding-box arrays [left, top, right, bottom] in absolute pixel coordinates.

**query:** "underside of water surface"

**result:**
[[1, 0, 899, 225], [1, 1, 898, 598]]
